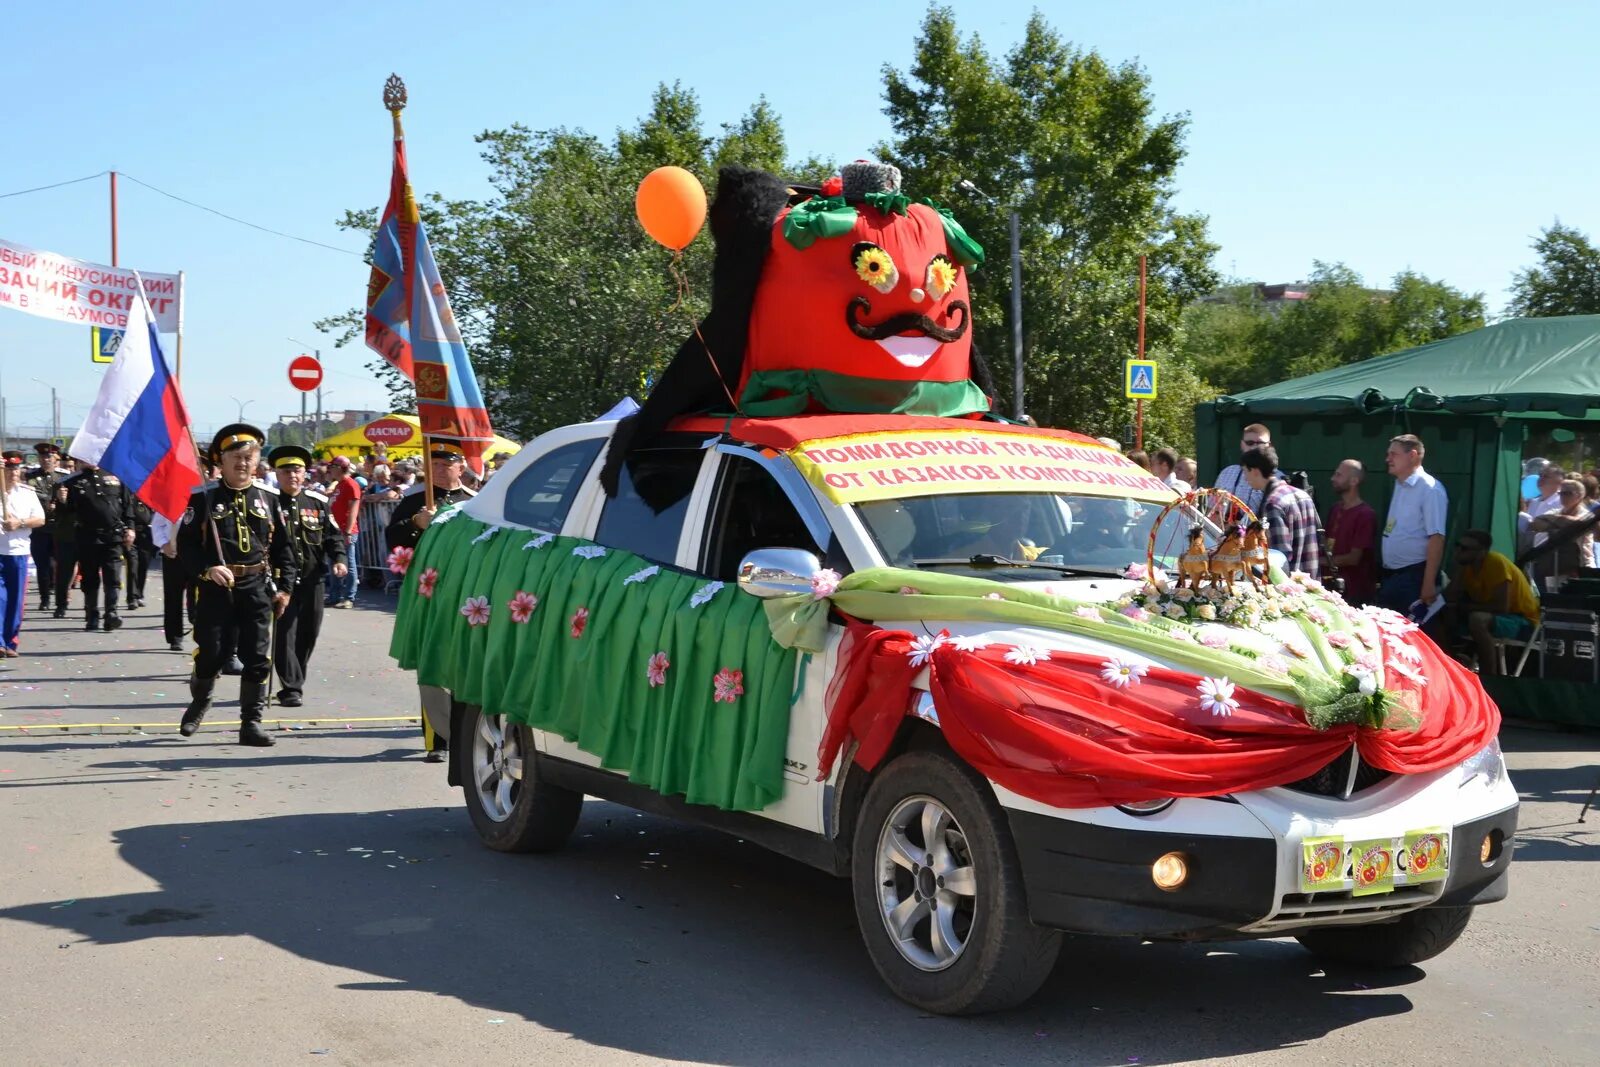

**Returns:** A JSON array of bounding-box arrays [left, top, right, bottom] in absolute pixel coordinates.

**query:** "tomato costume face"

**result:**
[[738, 197, 990, 417]]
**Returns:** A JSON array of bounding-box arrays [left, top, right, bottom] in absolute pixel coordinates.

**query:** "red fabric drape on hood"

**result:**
[[819, 620, 1500, 808]]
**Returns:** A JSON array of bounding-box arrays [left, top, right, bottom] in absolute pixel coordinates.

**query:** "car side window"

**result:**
[[503, 439, 604, 533], [703, 454, 821, 580], [595, 448, 705, 564]]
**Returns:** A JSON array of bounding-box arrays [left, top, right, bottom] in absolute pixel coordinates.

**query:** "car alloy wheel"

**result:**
[[470, 711, 524, 822], [875, 794, 977, 971]]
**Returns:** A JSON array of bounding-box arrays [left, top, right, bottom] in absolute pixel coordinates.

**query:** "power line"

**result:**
[[0, 171, 110, 200], [118, 173, 364, 258]]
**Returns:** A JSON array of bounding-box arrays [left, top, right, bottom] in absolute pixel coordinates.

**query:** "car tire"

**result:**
[[458, 704, 582, 853], [850, 750, 1062, 1015], [1294, 905, 1474, 967]]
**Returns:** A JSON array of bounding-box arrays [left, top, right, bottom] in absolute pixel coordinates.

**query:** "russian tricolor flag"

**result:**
[[70, 276, 202, 521]]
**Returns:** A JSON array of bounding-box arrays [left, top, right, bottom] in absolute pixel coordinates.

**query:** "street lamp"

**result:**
[[31, 378, 60, 442], [957, 180, 1025, 422], [230, 397, 255, 422]]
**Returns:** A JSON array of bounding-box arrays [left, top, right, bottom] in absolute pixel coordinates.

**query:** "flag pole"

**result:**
[[385, 73, 435, 513], [175, 269, 186, 383]]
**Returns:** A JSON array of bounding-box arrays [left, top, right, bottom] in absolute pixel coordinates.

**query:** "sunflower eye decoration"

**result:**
[[851, 242, 899, 294], [925, 254, 958, 299]]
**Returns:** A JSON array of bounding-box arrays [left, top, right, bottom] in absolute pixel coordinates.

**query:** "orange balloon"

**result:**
[[635, 166, 707, 251]]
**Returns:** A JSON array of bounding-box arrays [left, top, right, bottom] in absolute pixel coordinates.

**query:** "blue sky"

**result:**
[[3, 1, 1594, 442]]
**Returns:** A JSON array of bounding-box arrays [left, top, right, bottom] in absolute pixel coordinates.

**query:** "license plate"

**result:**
[[1300, 828, 1450, 896]]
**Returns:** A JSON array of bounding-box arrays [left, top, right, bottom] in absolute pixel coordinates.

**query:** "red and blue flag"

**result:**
[[366, 128, 494, 471]]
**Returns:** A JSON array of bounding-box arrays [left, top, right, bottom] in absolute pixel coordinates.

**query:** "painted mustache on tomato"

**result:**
[[846, 297, 970, 343]]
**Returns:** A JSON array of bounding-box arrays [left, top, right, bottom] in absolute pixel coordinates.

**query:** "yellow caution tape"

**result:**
[[0, 715, 421, 734]]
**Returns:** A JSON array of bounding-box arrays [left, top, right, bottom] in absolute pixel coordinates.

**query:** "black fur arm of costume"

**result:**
[[599, 166, 793, 497]]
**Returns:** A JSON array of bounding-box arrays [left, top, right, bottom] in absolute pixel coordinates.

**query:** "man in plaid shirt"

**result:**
[[1240, 446, 1321, 579]]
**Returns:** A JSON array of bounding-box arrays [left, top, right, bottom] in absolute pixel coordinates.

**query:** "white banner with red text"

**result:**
[[0, 237, 181, 333]]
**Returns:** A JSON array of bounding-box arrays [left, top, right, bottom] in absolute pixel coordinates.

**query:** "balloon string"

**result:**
[[669, 251, 739, 414]]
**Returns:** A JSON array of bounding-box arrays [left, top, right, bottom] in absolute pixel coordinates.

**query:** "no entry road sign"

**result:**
[[288, 354, 323, 392]]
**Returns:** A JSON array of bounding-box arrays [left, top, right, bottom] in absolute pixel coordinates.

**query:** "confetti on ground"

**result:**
[[50, 899, 76, 909]]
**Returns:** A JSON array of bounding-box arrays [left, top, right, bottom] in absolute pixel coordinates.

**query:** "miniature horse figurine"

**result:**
[[1208, 524, 1247, 593], [1177, 526, 1211, 590], [1240, 520, 1270, 587]]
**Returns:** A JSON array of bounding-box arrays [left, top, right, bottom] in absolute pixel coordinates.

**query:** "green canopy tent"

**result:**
[[1195, 315, 1600, 726]]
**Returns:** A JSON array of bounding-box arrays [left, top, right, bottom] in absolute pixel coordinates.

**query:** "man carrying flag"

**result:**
[[367, 75, 495, 760]]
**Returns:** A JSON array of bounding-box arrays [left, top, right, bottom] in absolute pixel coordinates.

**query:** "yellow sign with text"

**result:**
[[789, 430, 1175, 505]]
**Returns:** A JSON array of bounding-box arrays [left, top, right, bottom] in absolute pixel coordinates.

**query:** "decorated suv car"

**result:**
[[390, 412, 1515, 1014]]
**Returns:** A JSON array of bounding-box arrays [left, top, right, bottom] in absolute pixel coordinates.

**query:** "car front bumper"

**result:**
[[1006, 801, 1518, 940]]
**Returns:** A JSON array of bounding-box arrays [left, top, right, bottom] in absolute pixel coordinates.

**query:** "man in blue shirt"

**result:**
[[1377, 434, 1449, 615]]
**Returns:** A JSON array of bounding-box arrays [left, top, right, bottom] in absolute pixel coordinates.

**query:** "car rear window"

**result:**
[[503, 439, 604, 533]]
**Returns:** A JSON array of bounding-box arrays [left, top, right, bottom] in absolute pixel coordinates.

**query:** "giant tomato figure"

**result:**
[[739, 194, 990, 417]]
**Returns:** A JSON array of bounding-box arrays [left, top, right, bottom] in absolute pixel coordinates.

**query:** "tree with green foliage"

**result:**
[[1507, 222, 1600, 318], [317, 85, 830, 440], [1178, 263, 1486, 397], [878, 6, 1220, 440]]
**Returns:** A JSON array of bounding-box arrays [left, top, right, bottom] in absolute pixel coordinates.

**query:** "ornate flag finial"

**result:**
[[383, 74, 407, 112]]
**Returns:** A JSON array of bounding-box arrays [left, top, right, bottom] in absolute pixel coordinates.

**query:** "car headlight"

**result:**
[[1117, 797, 1175, 816], [1460, 738, 1506, 789]]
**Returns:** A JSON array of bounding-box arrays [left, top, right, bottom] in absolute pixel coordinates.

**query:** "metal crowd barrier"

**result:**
[[355, 497, 400, 590]]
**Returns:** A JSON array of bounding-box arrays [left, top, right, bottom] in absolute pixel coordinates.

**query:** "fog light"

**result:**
[[1481, 830, 1504, 866], [1152, 852, 1189, 891]]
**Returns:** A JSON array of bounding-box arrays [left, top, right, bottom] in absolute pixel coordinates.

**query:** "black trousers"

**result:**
[[30, 531, 54, 605], [192, 575, 272, 683], [274, 578, 324, 698], [77, 544, 123, 618], [161, 556, 188, 643], [125, 544, 152, 605], [53, 538, 78, 609]]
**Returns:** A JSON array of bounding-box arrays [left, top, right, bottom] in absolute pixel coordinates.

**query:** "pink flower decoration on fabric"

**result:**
[[569, 606, 589, 639], [899, 586, 920, 595], [712, 668, 744, 703], [460, 596, 491, 627], [1326, 632, 1354, 649], [646, 652, 670, 688], [1119, 604, 1151, 623], [810, 569, 841, 599], [1197, 627, 1230, 648], [387, 546, 414, 575], [1123, 562, 1149, 581], [417, 568, 439, 599], [1259, 654, 1292, 675], [1073, 606, 1102, 620], [508, 591, 538, 623]]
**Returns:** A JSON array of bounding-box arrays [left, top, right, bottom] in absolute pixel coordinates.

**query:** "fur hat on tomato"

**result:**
[[208, 423, 266, 464]]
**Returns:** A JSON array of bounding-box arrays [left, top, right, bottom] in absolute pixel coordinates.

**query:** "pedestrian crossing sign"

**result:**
[[1124, 359, 1158, 399], [91, 326, 123, 365]]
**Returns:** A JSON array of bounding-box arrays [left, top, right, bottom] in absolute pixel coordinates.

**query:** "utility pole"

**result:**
[[958, 179, 1026, 421], [52, 388, 60, 443]]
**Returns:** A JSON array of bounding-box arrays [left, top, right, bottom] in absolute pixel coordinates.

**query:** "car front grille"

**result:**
[[1284, 746, 1393, 799], [1242, 883, 1443, 933]]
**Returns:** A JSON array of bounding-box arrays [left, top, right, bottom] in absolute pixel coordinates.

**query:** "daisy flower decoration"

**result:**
[[948, 634, 992, 653], [1100, 657, 1148, 689], [1196, 677, 1240, 717], [907, 632, 947, 669], [460, 595, 491, 627], [1003, 644, 1051, 667]]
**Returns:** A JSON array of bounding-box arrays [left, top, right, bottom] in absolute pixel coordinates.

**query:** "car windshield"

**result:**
[[855, 491, 1207, 581]]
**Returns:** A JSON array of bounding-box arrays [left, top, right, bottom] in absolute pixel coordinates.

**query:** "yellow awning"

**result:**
[[314, 414, 520, 462]]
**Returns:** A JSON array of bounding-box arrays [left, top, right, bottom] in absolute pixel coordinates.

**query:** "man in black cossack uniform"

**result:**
[[60, 462, 137, 631], [26, 444, 69, 612], [267, 445, 347, 708], [386, 440, 476, 761], [176, 424, 295, 747]]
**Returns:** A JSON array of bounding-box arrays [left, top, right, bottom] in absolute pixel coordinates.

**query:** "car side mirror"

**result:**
[[736, 548, 823, 599]]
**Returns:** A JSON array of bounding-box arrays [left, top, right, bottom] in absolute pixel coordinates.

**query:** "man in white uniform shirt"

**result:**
[[0, 452, 46, 655], [1377, 434, 1449, 617]]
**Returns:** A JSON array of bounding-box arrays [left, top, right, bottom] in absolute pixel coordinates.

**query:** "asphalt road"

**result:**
[[0, 569, 1596, 1066]]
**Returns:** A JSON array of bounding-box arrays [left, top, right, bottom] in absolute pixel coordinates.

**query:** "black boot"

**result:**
[[239, 680, 275, 747], [104, 611, 123, 631], [39, 593, 51, 612], [84, 611, 99, 632], [179, 674, 215, 737], [53, 604, 67, 619]]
